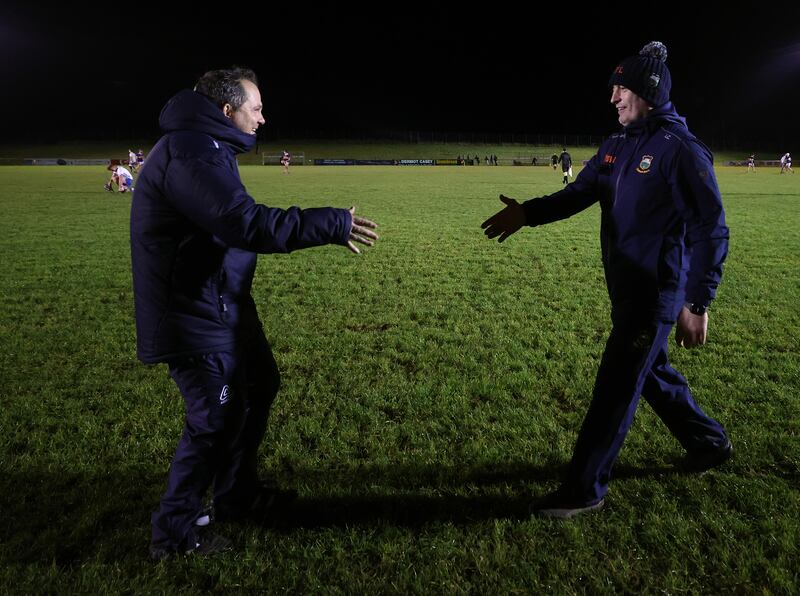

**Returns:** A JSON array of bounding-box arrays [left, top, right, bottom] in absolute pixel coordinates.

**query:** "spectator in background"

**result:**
[[747, 154, 755, 173], [551, 153, 559, 170], [485, 155, 490, 165], [131, 66, 379, 561], [558, 148, 573, 184], [481, 41, 731, 519]]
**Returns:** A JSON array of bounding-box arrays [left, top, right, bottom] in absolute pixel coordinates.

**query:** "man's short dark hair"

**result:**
[[194, 67, 258, 111]]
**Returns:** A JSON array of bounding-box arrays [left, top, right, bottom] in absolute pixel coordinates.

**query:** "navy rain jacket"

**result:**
[[522, 102, 729, 322], [131, 90, 352, 363]]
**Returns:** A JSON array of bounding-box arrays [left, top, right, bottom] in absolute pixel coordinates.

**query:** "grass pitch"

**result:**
[[0, 163, 798, 592]]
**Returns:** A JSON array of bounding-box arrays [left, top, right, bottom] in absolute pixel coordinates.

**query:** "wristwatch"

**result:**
[[685, 302, 707, 316]]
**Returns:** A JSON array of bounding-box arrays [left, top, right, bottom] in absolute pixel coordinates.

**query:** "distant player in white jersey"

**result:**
[[780, 152, 793, 174], [281, 150, 291, 174], [106, 164, 135, 193], [128, 149, 139, 173], [747, 154, 755, 173]]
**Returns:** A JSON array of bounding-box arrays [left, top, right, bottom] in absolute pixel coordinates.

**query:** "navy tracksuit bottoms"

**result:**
[[565, 319, 728, 504], [151, 329, 280, 551]]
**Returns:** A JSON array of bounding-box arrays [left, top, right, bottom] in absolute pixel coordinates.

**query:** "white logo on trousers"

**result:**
[[219, 385, 230, 405]]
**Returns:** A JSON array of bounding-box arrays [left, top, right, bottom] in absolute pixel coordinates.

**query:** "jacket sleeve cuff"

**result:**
[[684, 290, 713, 308], [339, 208, 353, 245], [521, 198, 542, 226]]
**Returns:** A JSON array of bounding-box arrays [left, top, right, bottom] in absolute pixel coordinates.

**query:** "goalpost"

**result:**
[[262, 152, 305, 165]]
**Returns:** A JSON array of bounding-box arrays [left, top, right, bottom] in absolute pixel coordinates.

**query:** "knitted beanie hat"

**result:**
[[609, 41, 671, 107]]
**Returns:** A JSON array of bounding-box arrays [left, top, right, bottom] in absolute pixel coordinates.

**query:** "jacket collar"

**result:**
[[158, 89, 257, 154], [622, 101, 687, 137]]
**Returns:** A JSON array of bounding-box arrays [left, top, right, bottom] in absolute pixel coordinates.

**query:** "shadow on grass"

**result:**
[[0, 458, 730, 564], [265, 461, 687, 531], [0, 461, 558, 565]]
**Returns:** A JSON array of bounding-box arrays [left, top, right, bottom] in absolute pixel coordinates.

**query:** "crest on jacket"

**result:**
[[636, 155, 654, 174]]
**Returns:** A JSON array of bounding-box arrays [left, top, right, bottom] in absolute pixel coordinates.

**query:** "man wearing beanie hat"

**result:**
[[481, 41, 732, 518]]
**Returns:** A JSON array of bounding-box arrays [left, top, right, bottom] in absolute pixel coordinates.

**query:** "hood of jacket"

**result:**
[[158, 89, 257, 154]]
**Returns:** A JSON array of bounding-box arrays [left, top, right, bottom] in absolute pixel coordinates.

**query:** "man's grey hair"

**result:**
[[194, 67, 258, 111]]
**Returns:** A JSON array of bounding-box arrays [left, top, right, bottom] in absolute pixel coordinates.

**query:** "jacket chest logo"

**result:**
[[636, 155, 654, 174]]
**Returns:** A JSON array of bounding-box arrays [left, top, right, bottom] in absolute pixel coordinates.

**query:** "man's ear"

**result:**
[[222, 103, 234, 119]]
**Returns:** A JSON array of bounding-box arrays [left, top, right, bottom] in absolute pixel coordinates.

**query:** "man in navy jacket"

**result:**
[[131, 67, 378, 559], [482, 42, 732, 518]]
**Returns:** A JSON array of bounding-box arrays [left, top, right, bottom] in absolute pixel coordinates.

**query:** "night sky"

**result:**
[[3, 4, 799, 149]]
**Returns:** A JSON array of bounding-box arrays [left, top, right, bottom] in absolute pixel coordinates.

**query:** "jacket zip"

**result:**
[[614, 133, 643, 205], [605, 133, 643, 275], [215, 271, 228, 314]]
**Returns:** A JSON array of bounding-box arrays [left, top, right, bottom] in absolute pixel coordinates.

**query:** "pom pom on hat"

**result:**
[[609, 41, 672, 107], [639, 41, 668, 62]]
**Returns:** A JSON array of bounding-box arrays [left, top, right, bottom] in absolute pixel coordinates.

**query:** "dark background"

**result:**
[[2, 3, 799, 150]]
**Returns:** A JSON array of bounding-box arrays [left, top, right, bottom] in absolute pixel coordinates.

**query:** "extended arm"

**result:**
[[166, 157, 377, 254], [481, 154, 601, 242]]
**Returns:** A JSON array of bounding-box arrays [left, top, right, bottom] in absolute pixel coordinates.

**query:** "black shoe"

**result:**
[[149, 528, 232, 562], [530, 489, 605, 519], [682, 439, 733, 473], [216, 485, 298, 524], [185, 529, 232, 557]]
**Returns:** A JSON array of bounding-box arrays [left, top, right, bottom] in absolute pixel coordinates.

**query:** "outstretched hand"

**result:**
[[347, 206, 379, 254], [481, 195, 526, 242]]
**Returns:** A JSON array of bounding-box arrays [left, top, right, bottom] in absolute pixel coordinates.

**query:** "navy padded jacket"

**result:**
[[131, 90, 351, 363], [522, 102, 729, 322]]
